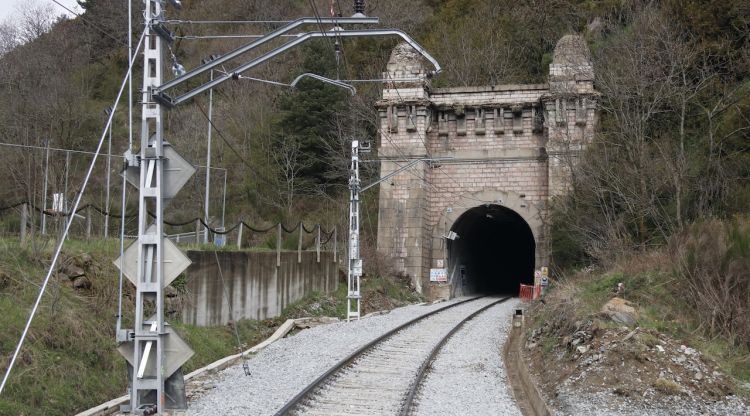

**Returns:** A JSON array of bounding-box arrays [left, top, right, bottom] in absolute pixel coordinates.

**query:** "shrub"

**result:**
[[670, 218, 750, 347]]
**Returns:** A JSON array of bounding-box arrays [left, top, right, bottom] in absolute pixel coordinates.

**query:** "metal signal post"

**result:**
[[132, 0, 168, 411], [115, 1, 194, 414], [347, 139, 362, 321]]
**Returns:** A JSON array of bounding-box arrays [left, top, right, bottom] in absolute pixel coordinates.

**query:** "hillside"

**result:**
[[0, 0, 749, 414], [1, 0, 745, 235]]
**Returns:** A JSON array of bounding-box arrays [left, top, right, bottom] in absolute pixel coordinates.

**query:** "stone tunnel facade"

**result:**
[[375, 35, 598, 299]]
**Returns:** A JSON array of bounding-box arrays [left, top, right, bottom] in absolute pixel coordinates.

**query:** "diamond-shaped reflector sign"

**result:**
[[123, 142, 195, 200], [113, 225, 191, 287], [118, 321, 194, 378]]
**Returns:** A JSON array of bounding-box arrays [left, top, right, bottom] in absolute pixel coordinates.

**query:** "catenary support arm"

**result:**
[[157, 17, 378, 93], [154, 29, 441, 107]]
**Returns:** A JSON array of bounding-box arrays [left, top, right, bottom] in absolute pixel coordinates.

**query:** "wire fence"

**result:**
[[0, 200, 338, 256]]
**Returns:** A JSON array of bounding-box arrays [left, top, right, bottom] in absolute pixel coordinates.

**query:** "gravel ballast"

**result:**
[[413, 298, 521, 416], [187, 297, 491, 415]]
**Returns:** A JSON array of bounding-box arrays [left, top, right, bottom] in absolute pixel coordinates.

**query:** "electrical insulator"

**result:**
[[354, 0, 365, 15]]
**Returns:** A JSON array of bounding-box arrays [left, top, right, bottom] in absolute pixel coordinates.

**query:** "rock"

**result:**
[[675, 355, 687, 364], [656, 345, 665, 353], [622, 328, 638, 341], [165, 285, 178, 298], [681, 345, 697, 356], [294, 316, 340, 329], [610, 311, 637, 326], [601, 297, 639, 326], [577, 345, 589, 354], [62, 264, 85, 279], [72, 276, 91, 289], [0, 271, 10, 289], [694, 372, 703, 381], [75, 253, 93, 268], [165, 297, 180, 316]]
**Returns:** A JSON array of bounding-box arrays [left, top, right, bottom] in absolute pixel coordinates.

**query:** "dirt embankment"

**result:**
[[522, 270, 750, 416]]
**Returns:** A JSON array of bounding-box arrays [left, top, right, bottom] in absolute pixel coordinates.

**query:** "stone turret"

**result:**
[[543, 34, 598, 197], [548, 34, 594, 95], [382, 43, 430, 100]]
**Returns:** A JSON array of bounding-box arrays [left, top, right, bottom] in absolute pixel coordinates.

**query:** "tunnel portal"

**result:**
[[447, 205, 535, 295]]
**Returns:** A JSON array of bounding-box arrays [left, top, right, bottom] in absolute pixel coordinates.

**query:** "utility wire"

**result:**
[[0, 142, 227, 172], [213, 250, 250, 375], [0, 29, 146, 396], [194, 100, 279, 190], [48, 0, 125, 46], [164, 19, 292, 25], [308, 0, 340, 76], [176, 34, 299, 39], [120, 0, 134, 338]]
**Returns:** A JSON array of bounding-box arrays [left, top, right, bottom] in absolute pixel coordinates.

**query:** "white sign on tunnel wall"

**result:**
[[430, 268, 448, 282]]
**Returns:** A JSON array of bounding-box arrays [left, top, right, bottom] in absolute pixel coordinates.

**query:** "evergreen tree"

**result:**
[[273, 41, 347, 187]]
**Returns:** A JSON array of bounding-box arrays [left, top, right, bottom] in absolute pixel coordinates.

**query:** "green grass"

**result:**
[[0, 236, 422, 415], [0, 237, 294, 415], [279, 275, 424, 320]]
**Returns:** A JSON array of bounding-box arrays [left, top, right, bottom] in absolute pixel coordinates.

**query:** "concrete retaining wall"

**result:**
[[182, 250, 338, 326]]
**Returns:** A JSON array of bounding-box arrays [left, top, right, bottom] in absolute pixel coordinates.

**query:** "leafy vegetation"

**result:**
[[0, 236, 421, 415], [0, 0, 748, 411], [534, 226, 750, 387]]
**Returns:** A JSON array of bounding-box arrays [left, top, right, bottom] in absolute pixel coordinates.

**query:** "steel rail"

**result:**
[[273, 296, 509, 416], [400, 297, 511, 415]]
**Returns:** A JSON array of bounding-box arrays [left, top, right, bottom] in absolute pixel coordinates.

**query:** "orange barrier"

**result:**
[[519, 284, 542, 302]]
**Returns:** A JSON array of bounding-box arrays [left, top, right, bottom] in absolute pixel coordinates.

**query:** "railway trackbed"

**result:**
[[273, 296, 511, 416]]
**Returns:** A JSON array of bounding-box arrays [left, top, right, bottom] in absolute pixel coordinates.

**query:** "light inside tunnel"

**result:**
[[447, 204, 535, 294]]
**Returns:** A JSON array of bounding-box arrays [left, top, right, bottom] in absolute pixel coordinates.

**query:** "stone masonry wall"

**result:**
[[376, 35, 598, 296]]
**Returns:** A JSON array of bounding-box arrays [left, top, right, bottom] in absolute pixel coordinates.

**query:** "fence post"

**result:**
[[297, 222, 303, 264], [276, 223, 282, 267], [333, 226, 337, 263], [316, 224, 321, 263], [237, 222, 243, 249], [195, 219, 201, 245], [86, 205, 92, 240], [20, 202, 28, 244]]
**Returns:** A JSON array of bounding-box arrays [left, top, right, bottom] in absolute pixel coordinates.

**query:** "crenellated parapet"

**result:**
[[375, 35, 598, 296]]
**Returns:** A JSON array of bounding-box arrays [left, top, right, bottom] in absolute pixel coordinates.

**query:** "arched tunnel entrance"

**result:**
[[447, 205, 535, 295]]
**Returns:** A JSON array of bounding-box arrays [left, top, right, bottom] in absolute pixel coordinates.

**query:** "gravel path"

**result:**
[[412, 298, 521, 416], [295, 297, 504, 415], [553, 390, 750, 416], [187, 297, 483, 416]]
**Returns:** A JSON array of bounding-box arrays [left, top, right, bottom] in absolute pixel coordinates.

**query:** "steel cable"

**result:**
[[0, 28, 146, 396]]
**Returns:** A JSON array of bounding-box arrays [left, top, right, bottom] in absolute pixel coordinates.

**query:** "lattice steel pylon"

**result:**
[[347, 139, 362, 321], [115, 1, 194, 414], [134, 0, 167, 410]]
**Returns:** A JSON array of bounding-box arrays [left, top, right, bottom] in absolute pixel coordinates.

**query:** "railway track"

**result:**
[[274, 296, 511, 416]]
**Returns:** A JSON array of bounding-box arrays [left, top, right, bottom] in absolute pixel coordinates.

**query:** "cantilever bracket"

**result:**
[[156, 17, 379, 95], [154, 29, 441, 107], [290, 73, 356, 95]]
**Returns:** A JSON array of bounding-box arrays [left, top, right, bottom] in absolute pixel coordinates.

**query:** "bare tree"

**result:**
[[266, 135, 314, 216], [0, 20, 19, 55], [15, 0, 57, 44]]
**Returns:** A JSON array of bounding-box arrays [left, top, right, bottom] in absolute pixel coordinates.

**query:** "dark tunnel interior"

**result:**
[[447, 205, 535, 295]]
